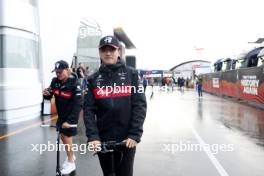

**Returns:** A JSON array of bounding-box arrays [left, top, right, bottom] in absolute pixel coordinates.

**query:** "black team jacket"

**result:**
[[83, 60, 147, 143], [43, 73, 82, 125]]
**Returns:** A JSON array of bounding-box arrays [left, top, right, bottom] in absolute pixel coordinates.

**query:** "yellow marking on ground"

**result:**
[[0, 116, 58, 140]]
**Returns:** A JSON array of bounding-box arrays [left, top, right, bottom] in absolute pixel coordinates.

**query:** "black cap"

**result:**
[[52, 60, 69, 72], [99, 35, 120, 49]]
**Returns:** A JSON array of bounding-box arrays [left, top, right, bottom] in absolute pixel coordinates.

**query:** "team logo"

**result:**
[[104, 37, 113, 43], [55, 63, 60, 69], [118, 72, 127, 80]]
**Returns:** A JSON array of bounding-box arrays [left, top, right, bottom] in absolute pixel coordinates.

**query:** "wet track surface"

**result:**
[[1, 88, 264, 176]]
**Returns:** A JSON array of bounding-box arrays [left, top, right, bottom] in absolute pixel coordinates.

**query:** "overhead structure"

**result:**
[[114, 27, 136, 49], [170, 60, 211, 79]]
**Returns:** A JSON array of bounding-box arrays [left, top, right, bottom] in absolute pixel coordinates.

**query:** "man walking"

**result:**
[[83, 35, 147, 176]]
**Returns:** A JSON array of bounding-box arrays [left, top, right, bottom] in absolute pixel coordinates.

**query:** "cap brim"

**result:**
[[51, 69, 63, 73], [99, 44, 119, 49]]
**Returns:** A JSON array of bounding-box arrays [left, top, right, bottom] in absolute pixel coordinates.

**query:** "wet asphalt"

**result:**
[[0, 87, 264, 176]]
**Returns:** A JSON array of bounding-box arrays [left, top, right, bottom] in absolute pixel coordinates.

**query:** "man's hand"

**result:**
[[61, 122, 71, 128], [88, 140, 101, 153], [43, 88, 51, 96], [123, 138, 138, 148]]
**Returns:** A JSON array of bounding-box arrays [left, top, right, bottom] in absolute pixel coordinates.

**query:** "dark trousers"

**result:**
[[198, 85, 203, 97], [98, 147, 136, 176], [143, 85, 147, 92]]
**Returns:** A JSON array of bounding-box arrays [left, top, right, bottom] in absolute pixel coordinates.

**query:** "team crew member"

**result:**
[[43, 60, 82, 174], [84, 36, 147, 176]]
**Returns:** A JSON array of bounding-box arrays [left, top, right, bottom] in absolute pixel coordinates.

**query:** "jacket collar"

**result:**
[[99, 58, 125, 73]]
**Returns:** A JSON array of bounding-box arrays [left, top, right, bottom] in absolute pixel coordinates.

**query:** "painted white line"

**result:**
[[190, 125, 229, 176]]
